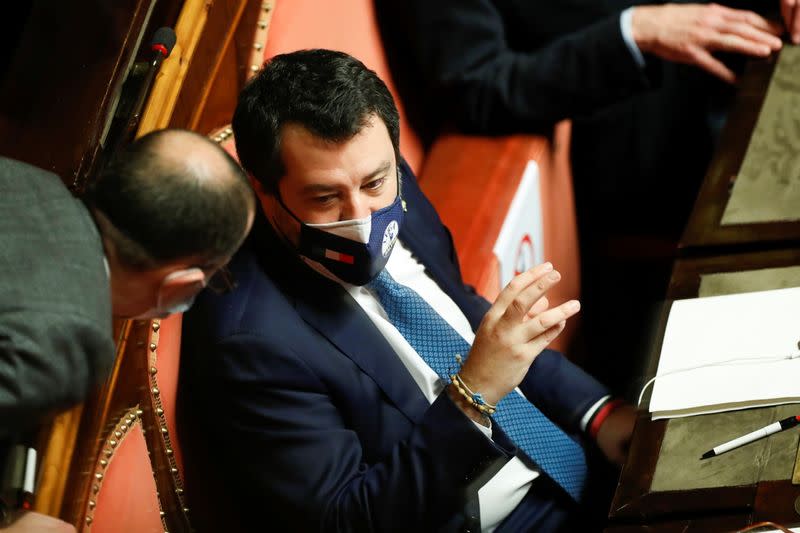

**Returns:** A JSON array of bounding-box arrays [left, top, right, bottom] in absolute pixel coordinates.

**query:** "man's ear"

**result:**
[[159, 267, 206, 299], [163, 267, 206, 285]]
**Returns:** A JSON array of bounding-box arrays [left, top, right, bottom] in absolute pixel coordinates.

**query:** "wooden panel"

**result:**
[[0, 0, 155, 191], [681, 54, 800, 252], [56, 319, 136, 528], [137, 0, 213, 133], [168, 0, 250, 131], [190, 0, 272, 134]]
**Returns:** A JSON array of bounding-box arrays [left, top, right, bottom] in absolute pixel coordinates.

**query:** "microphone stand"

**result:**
[[94, 27, 176, 178]]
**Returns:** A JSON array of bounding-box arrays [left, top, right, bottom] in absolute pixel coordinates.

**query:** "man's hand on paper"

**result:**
[[631, 3, 783, 83], [460, 263, 580, 407], [2, 512, 76, 532], [595, 404, 637, 466]]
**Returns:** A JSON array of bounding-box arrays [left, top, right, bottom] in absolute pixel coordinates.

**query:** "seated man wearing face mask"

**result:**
[[179, 50, 635, 532], [0, 128, 255, 437]]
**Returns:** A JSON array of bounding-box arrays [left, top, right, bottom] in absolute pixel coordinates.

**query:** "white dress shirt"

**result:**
[[620, 7, 646, 68], [336, 241, 607, 531]]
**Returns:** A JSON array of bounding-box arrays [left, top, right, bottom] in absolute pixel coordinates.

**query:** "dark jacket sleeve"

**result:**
[[378, 0, 653, 133], [202, 332, 510, 532], [0, 308, 113, 436], [518, 349, 610, 434]]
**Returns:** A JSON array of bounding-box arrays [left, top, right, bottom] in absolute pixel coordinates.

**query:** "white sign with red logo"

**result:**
[[492, 160, 544, 289]]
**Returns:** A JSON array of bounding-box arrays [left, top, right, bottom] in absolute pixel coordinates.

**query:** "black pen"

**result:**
[[701, 415, 800, 459]]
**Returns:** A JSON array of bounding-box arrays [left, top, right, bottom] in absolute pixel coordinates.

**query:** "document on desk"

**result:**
[[649, 286, 800, 420]]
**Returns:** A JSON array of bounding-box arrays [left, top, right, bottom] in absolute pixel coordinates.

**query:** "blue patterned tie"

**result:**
[[368, 269, 587, 501]]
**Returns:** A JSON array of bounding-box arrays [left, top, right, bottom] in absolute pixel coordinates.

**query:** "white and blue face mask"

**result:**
[[277, 180, 404, 286]]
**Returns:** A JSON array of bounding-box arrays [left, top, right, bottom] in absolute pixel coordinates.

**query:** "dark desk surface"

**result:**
[[608, 249, 800, 532]]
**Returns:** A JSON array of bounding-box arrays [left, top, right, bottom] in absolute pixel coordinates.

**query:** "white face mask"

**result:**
[[305, 215, 372, 243], [134, 268, 206, 319]]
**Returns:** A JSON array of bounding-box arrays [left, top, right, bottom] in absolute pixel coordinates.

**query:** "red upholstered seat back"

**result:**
[[261, 0, 424, 175]]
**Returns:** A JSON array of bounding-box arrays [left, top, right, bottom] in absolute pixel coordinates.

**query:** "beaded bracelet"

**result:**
[[450, 374, 497, 416]]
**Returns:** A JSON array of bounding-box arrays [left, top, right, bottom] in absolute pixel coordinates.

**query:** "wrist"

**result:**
[[446, 385, 491, 428], [587, 398, 625, 440], [630, 5, 658, 54], [456, 368, 502, 407]]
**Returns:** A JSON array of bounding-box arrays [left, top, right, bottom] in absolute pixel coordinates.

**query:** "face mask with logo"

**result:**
[[278, 187, 404, 286]]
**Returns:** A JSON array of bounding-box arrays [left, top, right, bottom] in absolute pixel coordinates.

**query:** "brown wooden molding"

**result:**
[[137, 0, 213, 134], [142, 319, 193, 532], [81, 407, 143, 529]]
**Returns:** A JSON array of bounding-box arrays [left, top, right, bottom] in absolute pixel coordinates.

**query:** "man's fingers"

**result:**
[[526, 295, 549, 320], [706, 31, 772, 57], [521, 300, 579, 340], [527, 320, 567, 355], [722, 22, 782, 51], [781, 0, 800, 42], [782, 0, 793, 31], [722, 7, 784, 36], [791, 3, 800, 43], [501, 268, 561, 323], [491, 262, 554, 317], [691, 46, 736, 83]]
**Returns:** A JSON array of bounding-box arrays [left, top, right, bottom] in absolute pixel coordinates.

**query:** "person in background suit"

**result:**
[[374, 0, 790, 395], [0, 129, 255, 530], [179, 49, 636, 532]]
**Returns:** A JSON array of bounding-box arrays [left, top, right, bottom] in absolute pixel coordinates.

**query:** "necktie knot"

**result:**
[[368, 269, 411, 312], [367, 268, 395, 295]]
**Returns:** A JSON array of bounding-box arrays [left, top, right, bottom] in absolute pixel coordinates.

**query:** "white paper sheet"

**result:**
[[649, 287, 800, 420]]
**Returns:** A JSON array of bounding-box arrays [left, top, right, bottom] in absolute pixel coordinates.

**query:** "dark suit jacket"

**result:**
[[179, 162, 609, 532], [374, 0, 775, 237], [0, 157, 113, 437]]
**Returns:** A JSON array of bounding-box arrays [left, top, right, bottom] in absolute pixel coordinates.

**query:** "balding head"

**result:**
[[85, 128, 255, 271], [147, 129, 239, 188]]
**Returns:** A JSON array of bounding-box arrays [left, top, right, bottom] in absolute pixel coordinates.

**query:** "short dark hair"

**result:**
[[84, 129, 254, 270], [232, 49, 401, 193]]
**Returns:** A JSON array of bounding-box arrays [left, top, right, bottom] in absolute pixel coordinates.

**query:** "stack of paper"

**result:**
[[649, 287, 800, 420]]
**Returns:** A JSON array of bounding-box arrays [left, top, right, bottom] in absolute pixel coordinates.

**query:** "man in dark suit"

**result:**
[[180, 49, 635, 532], [0, 129, 255, 436], [374, 0, 788, 395]]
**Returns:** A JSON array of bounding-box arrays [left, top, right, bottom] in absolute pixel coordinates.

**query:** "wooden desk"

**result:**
[[681, 50, 800, 252], [608, 248, 800, 532]]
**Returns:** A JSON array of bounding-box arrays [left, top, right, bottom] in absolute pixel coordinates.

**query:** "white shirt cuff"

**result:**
[[473, 417, 493, 438], [580, 395, 612, 432], [620, 8, 646, 68]]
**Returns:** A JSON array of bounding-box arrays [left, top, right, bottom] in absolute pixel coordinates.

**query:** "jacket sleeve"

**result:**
[[518, 348, 610, 434], [379, 0, 653, 133], [0, 307, 114, 436], [201, 332, 510, 532]]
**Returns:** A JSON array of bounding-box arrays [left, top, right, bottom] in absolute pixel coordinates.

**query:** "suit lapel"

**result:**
[[254, 216, 430, 424], [397, 190, 463, 311], [293, 278, 431, 423]]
